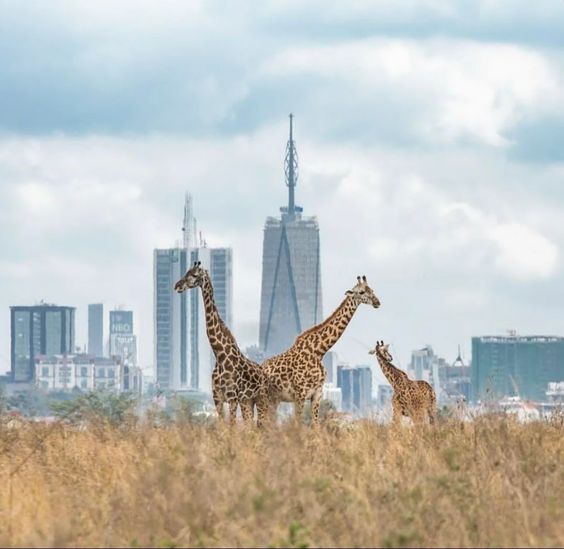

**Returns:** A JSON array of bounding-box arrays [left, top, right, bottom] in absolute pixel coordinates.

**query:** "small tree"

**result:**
[[50, 391, 138, 428]]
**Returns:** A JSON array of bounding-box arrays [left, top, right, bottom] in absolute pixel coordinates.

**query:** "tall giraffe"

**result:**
[[257, 276, 380, 426], [369, 340, 436, 425], [174, 262, 263, 425]]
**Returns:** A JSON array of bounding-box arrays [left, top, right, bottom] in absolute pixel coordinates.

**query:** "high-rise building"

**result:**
[[153, 193, 198, 391], [109, 310, 137, 365], [259, 114, 323, 358], [190, 246, 233, 393], [154, 248, 190, 391], [88, 303, 104, 357], [10, 304, 75, 382], [337, 364, 373, 415], [471, 335, 564, 403]]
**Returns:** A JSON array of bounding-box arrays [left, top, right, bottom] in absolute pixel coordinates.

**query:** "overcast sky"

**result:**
[[1, 0, 563, 381]]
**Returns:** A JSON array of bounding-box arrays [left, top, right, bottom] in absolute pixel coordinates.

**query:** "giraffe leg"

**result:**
[[293, 398, 305, 425], [391, 397, 402, 427], [428, 401, 437, 425], [228, 400, 238, 426], [213, 388, 225, 423], [240, 399, 254, 426], [310, 386, 323, 427], [269, 399, 280, 424]]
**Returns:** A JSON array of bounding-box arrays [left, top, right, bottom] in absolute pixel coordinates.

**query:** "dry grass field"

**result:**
[[0, 414, 562, 548]]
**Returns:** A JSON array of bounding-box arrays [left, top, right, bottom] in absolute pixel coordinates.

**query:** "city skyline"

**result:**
[[1, 2, 563, 376]]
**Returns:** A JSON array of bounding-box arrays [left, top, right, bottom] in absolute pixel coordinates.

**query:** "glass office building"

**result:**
[[10, 304, 75, 382]]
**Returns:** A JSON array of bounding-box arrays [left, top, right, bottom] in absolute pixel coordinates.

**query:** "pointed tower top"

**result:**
[[284, 113, 299, 220], [182, 192, 197, 250]]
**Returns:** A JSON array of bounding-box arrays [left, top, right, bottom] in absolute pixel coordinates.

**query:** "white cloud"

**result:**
[[264, 38, 562, 147], [491, 223, 559, 280]]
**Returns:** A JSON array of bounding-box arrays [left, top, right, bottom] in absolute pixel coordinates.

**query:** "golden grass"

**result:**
[[0, 415, 562, 548]]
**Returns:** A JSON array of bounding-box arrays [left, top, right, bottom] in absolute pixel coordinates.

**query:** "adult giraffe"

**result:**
[[174, 262, 263, 425], [258, 276, 380, 426]]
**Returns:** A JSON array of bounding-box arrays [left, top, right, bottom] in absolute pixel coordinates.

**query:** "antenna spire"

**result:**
[[285, 113, 298, 218]]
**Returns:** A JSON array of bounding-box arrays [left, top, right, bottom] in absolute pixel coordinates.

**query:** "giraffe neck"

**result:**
[[200, 274, 239, 356], [375, 354, 407, 390], [295, 295, 359, 357]]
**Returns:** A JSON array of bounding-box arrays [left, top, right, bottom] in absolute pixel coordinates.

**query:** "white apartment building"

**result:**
[[35, 354, 142, 394]]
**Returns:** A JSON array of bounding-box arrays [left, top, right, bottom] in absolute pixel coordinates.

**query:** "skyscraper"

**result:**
[[154, 248, 189, 391], [88, 303, 104, 357], [10, 304, 75, 382], [259, 114, 323, 357], [190, 246, 233, 393]]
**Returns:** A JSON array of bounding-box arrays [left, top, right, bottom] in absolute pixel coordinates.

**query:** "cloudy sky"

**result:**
[[1, 0, 563, 381]]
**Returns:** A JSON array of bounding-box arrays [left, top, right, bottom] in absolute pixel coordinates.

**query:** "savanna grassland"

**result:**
[[0, 415, 562, 548]]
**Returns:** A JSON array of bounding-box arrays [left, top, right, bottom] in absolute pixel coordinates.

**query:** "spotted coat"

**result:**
[[370, 340, 436, 424], [175, 263, 263, 425], [258, 276, 381, 426]]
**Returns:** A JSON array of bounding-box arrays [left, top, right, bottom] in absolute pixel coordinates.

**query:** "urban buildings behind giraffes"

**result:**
[[153, 193, 233, 392], [259, 114, 323, 358]]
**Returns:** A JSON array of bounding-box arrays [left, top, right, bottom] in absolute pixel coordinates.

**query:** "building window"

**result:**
[[41, 367, 50, 377], [107, 369, 115, 379], [80, 379, 88, 389], [98, 368, 105, 378], [81, 367, 88, 377]]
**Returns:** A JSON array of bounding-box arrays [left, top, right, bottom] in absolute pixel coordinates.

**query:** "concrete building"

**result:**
[[471, 335, 564, 403], [35, 354, 142, 394], [259, 114, 323, 358], [88, 303, 104, 357], [190, 246, 233, 394], [11, 304, 75, 382]]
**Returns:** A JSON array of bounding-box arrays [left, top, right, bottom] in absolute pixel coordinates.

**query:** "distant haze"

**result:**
[[0, 1, 563, 382]]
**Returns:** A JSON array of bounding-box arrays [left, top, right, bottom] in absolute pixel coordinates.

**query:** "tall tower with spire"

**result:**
[[259, 114, 323, 357]]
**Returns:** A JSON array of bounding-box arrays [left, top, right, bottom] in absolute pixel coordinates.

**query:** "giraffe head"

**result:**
[[369, 340, 393, 361], [174, 261, 206, 293], [345, 275, 380, 308]]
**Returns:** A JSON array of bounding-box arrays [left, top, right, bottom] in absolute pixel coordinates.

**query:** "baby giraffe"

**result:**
[[369, 340, 436, 425]]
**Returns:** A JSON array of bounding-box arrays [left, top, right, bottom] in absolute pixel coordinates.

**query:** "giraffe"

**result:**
[[174, 261, 263, 425], [257, 276, 381, 426], [369, 340, 436, 425]]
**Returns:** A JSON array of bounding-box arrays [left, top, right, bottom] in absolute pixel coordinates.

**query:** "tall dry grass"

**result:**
[[0, 415, 562, 548]]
